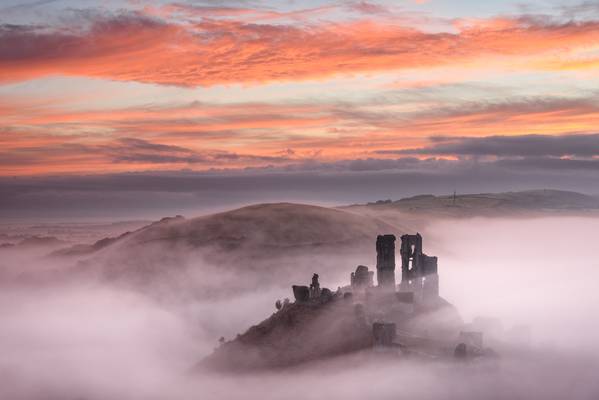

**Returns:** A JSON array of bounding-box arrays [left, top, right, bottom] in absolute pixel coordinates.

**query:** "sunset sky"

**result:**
[[1, 0, 599, 217]]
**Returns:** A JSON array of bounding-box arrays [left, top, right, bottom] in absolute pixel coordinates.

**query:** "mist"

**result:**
[[430, 217, 599, 354], [1, 216, 598, 399]]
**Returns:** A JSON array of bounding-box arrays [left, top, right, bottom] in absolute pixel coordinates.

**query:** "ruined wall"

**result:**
[[400, 233, 423, 283], [399, 234, 439, 300], [351, 265, 374, 290], [376, 235, 396, 290], [372, 322, 397, 347]]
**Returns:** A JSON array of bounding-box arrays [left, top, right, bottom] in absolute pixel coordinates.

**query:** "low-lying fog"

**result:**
[[1, 216, 598, 399], [427, 217, 599, 354]]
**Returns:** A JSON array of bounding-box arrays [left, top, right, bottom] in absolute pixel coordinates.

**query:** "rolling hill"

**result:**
[[38, 190, 598, 300], [52, 203, 406, 300]]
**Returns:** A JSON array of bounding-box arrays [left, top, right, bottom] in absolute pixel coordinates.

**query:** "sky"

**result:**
[[1, 0, 599, 217]]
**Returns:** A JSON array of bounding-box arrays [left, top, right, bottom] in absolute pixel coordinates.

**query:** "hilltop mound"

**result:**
[[52, 203, 405, 300], [112, 203, 400, 250], [58, 203, 400, 256]]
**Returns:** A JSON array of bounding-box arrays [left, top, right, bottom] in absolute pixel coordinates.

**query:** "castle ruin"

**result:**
[[206, 232, 475, 371], [292, 232, 440, 306]]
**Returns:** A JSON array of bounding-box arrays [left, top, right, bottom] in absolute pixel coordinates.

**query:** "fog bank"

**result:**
[[1, 216, 598, 399]]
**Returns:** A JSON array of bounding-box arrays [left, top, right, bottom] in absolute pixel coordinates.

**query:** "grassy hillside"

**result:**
[[346, 190, 599, 218], [50, 203, 406, 300]]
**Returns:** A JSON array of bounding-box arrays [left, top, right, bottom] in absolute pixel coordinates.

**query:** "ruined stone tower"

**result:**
[[400, 233, 423, 284], [399, 233, 439, 300], [376, 234, 396, 290]]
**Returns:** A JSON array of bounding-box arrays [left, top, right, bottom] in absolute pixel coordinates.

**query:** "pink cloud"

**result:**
[[0, 13, 598, 87]]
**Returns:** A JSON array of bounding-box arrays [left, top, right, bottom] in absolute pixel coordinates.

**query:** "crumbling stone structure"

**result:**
[[292, 273, 332, 304], [373, 322, 397, 347], [396, 291, 414, 303], [399, 233, 439, 300], [320, 287, 333, 301], [350, 265, 374, 290], [376, 235, 397, 290], [292, 285, 310, 303], [454, 342, 467, 359], [310, 273, 321, 298], [400, 233, 422, 283]]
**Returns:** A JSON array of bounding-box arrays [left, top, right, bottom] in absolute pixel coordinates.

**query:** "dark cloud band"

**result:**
[[378, 133, 599, 158]]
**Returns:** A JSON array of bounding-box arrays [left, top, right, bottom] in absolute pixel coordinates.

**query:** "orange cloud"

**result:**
[[392, 98, 599, 138], [3, 94, 599, 175], [1, 13, 598, 86]]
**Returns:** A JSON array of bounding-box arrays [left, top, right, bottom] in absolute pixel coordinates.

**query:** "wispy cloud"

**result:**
[[0, 0, 60, 14], [0, 136, 293, 175], [1, 11, 598, 86], [3, 93, 599, 175], [347, 2, 390, 15]]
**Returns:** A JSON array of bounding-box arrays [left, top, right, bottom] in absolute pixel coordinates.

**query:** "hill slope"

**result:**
[[44, 190, 598, 300], [54, 203, 406, 300]]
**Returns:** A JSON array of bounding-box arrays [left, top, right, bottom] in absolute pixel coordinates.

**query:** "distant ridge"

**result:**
[[346, 189, 599, 217]]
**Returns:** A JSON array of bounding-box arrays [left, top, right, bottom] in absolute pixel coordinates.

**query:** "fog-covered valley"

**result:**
[[1, 195, 599, 399]]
